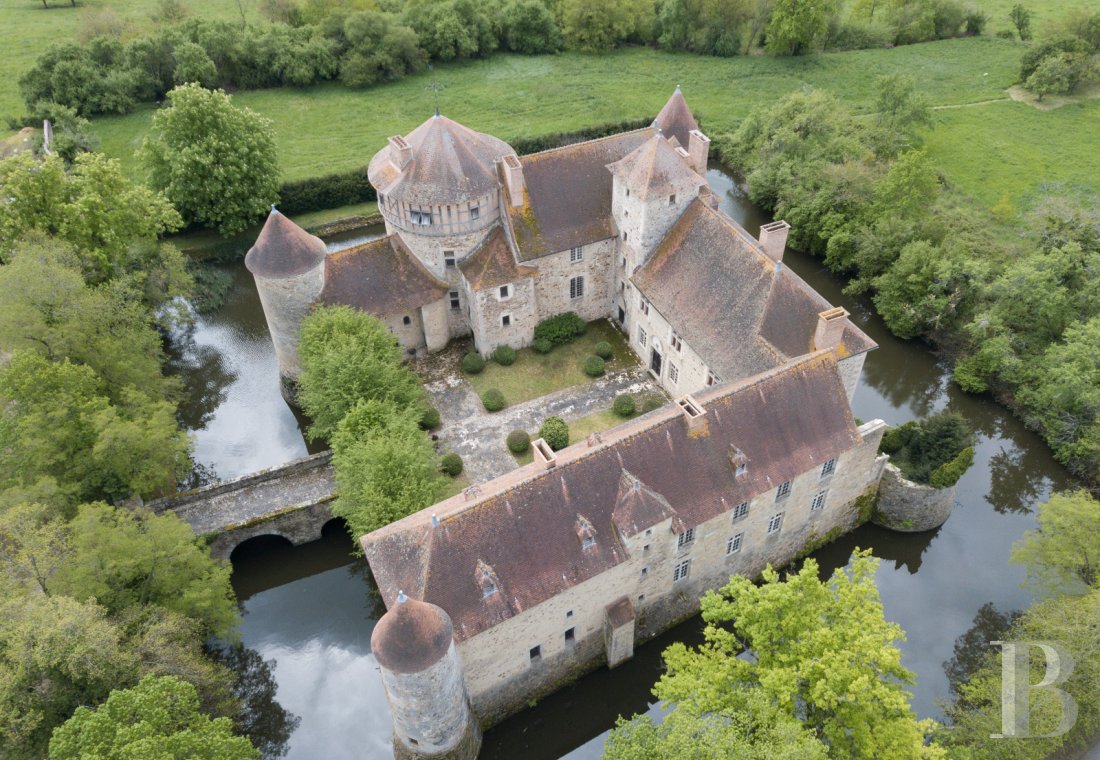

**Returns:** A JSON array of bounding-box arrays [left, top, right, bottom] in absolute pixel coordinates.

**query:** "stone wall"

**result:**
[[837, 351, 867, 403], [396, 225, 495, 282], [531, 240, 616, 324], [469, 276, 536, 355], [150, 451, 333, 511], [254, 263, 324, 380], [623, 293, 713, 395], [382, 308, 427, 354], [206, 498, 335, 560], [610, 173, 702, 268], [422, 298, 451, 352], [872, 462, 956, 532]]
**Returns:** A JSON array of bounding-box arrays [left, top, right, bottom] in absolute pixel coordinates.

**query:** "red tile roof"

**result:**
[[654, 86, 700, 150], [459, 226, 537, 291], [244, 209, 326, 279], [606, 133, 707, 202], [318, 235, 448, 317]]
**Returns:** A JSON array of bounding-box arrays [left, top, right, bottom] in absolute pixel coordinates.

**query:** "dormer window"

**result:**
[[575, 514, 597, 550], [729, 446, 748, 478], [476, 560, 500, 598], [411, 209, 432, 226], [470, 205, 480, 220]]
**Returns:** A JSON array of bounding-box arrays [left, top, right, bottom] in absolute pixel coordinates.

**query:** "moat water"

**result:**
[[173, 163, 1073, 759]]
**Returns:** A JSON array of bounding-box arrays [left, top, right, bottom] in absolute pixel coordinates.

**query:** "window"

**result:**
[[821, 458, 837, 478], [449, 290, 460, 310], [735, 462, 748, 478], [670, 331, 682, 352], [402, 315, 411, 325], [673, 559, 690, 582], [726, 533, 744, 555], [645, 529, 652, 537], [669, 364, 679, 385], [626, 187, 630, 197], [706, 371, 719, 386], [639, 298, 650, 316], [638, 327, 647, 347], [677, 527, 694, 548], [732, 501, 749, 520], [622, 231, 628, 241], [444, 250, 455, 268], [470, 205, 480, 220], [569, 276, 585, 300], [502, 314, 511, 327], [410, 209, 432, 226], [638, 594, 646, 603], [775, 480, 792, 501], [408, 738, 418, 746], [570, 247, 583, 262], [810, 490, 828, 511], [669, 193, 676, 205], [499, 284, 510, 299], [640, 566, 649, 578], [529, 645, 541, 663], [566, 609, 574, 619], [643, 544, 651, 554], [767, 512, 784, 535], [564, 627, 575, 644]]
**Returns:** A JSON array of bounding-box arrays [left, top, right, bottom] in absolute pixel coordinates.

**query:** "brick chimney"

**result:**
[[676, 395, 706, 433], [813, 307, 849, 352], [687, 129, 709, 175], [388, 135, 412, 170], [502, 154, 525, 208], [758, 220, 790, 264]]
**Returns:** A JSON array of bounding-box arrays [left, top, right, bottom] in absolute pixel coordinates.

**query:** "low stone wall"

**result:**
[[872, 462, 956, 532]]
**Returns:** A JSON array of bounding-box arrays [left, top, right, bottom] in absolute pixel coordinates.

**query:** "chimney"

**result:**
[[502, 154, 525, 208], [814, 307, 849, 352], [532, 438, 557, 469], [675, 146, 691, 163], [388, 135, 412, 170], [676, 395, 707, 433], [687, 129, 709, 175], [758, 220, 790, 264]]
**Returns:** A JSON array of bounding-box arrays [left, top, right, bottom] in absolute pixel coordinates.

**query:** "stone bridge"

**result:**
[[150, 452, 337, 560]]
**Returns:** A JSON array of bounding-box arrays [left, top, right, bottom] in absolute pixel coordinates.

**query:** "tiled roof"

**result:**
[[459, 226, 537, 291], [506, 128, 653, 261], [606, 134, 707, 202], [371, 597, 453, 674], [654, 86, 700, 149], [362, 353, 861, 641], [244, 209, 326, 279], [318, 234, 448, 316]]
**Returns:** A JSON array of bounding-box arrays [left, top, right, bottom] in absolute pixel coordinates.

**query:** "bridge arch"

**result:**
[[229, 533, 295, 563], [321, 516, 351, 541]]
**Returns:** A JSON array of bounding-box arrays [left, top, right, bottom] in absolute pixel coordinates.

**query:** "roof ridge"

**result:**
[[519, 126, 655, 162]]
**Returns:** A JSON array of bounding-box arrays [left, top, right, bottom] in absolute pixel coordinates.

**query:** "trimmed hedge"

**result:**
[[532, 337, 553, 354], [493, 345, 517, 366], [594, 341, 613, 360], [534, 312, 587, 348], [506, 429, 531, 454], [539, 416, 569, 451], [930, 446, 974, 488], [481, 388, 506, 412], [583, 355, 606, 377], [419, 406, 441, 430], [507, 118, 652, 154], [462, 352, 486, 374], [440, 452, 464, 477], [279, 166, 376, 216], [612, 393, 636, 417]]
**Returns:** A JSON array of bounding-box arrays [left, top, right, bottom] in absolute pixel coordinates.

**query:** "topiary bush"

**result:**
[[493, 345, 516, 366], [594, 340, 613, 360], [506, 429, 530, 454], [462, 352, 486, 374], [583, 355, 605, 377], [539, 416, 569, 451], [481, 388, 506, 412], [612, 393, 636, 417], [878, 412, 975, 486], [533, 312, 587, 348], [440, 452, 463, 477], [419, 406, 441, 430], [532, 337, 553, 354]]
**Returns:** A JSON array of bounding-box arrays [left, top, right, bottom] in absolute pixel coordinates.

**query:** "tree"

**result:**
[[559, 0, 654, 51], [1011, 490, 1100, 593], [297, 305, 424, 441], [1009, 3, 1031, 40], [873, 74, 932, 157], [404, 0, 498, 60], [1025, 53, 1076, 100], [503, 0, 562, 54], [172, 41, 219, 87], [765, 0, 836, 54], [48, 675, 259, 760], [139, 83, 279, 236], [636, 550, 942, 759]]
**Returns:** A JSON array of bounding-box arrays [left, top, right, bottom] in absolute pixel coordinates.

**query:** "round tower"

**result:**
[[371, 593, 481, 760], [244, 208, 326, 393]]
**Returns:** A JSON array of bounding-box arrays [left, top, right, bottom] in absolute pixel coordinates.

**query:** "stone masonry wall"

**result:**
[[254, 264, 324, 379], [624, 294, 712, 395], [469, 277, 536, 355], [383, 309, 427, 354], [873, 462, 956, 532], [837, 351, 867, 403], [531, 240, 616, 324]]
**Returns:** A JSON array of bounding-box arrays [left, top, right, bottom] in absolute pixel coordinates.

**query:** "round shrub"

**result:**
[[493, 345, 516, 366], [594, 341, 613, 360], [419, 406, 441, 430], [506, 429, 530, 454], [532, 337, 553, 354], [481, 388, 506, 412], [539, 416, 569, 451], [440, 452, 463, 477], [583, 355, 605, 377], [462, 352, 486, 374], [612, 393, 636, 418]]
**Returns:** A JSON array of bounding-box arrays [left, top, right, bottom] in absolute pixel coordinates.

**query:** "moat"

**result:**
[[171, 164, 1071, 759]]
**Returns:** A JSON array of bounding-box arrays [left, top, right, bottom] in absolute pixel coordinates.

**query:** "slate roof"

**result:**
[[606, 133, 708, 202], [244, 209, 326, 279], [367, 114, 516, 207], [362, 353, 862, 642], [318, 235, 448, 316], [458, 226, 537, 291], [506, 128, 653, 261], [654, 86, 700, 149]]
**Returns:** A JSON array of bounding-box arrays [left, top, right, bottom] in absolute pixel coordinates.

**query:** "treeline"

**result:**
[[20, 0, 987, 119], [717, 75, 1100, 481]]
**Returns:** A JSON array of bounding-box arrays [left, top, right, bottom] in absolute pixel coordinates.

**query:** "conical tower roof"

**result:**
[[606, 132, 707, 201], [654, 85, 700, 149], [244, 208, 326, 279], [371, 593, 454, 674], [368, 113, 516, 207]]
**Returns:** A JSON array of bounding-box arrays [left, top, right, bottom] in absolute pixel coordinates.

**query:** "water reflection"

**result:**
[[942, 602, 1021, 708], [212, 644, 301, 759]]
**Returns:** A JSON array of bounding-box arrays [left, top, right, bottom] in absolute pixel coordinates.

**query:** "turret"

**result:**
[[244, 208, 326, 392], [372, 593, 481, 760]]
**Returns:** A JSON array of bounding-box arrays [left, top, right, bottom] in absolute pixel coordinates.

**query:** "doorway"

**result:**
[[650, 348, 662, 376]]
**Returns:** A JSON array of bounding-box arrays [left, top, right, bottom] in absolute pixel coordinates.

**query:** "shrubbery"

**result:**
[[539, 416, 569, 451], [534, 312, 587, 348], [481, 388, 506, 412], [440, 452, 464, 477], [594, 341, 613, 360], [532, 337, 553, 354], [613, 393, 636, 417], [929, 446, 975, 488], [880, 413, 975, 486], [493, 345, 516, 365], [506, 429, 530, 454], [419, 406, 441, 430], [461, 352, 486, 374], [583, 355, 606, 377]]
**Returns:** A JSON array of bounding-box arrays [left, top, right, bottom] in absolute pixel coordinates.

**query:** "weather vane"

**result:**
[[426, 67, 444, 116]]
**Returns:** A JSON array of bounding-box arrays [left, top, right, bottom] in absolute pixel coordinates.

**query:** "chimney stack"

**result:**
[[758, 220, 790, 264], [676, 395, 707, 433], [388, 135, 412, 170], [814, 307, 849, 352], [502, 154, 525, 208], [687, 129, 710, 175]]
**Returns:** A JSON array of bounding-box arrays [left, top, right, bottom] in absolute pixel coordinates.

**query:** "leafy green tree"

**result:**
[[503, 0, 563, 53], [1012, 490, 1100, 593], [656, 0, 753, 56], [31, 101, 100, 163], [1009, 2, 1031, 40], [172, 41, 219, 87], [297, 305, 424, 440], [1025, 53, 1076, 100], [560, 0, 655, 51], [337, 11, 427, 87], [765, 0, 837, 54], [48, 675, 258, 760], [139, 83, 279, 236], [873, 74, 932, 157], [638, 550, 942, 759], [404, 0, 498, 60]]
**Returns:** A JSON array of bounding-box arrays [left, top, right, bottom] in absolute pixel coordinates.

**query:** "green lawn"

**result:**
[[466, 320, 635, 407]]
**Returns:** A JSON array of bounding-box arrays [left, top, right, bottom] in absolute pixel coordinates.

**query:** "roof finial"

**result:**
[[431, 513, 440, 527], [426, 70, 444, 118], [270, 203, 278, 214], [675, 84, 682, 93], [396, 590, 408, 604]]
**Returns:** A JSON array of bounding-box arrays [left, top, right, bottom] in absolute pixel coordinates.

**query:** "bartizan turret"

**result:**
[[244, 208, 326, 394], [371, 592, 481, 760]]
